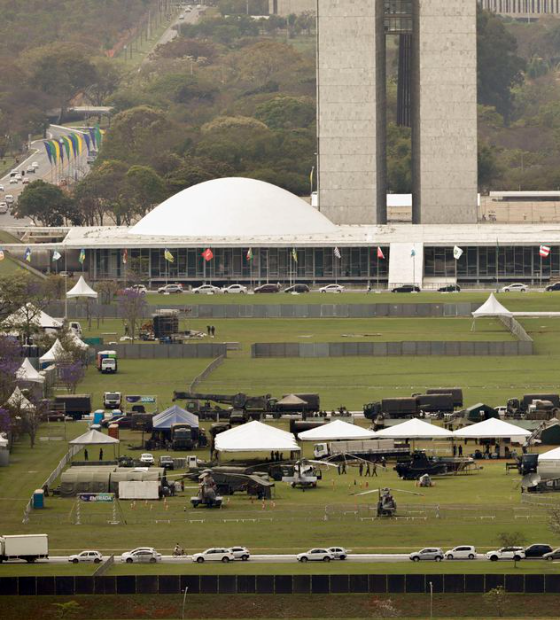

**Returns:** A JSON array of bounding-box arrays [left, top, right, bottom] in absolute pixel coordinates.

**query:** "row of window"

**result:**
[[480, 0, 560, 13]]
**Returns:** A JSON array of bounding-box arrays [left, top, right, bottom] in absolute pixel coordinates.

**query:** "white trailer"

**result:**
[[0, 534, 49, 563], [313, 439, 408, 460]]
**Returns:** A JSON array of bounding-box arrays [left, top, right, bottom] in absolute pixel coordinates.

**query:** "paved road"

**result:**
[[0, 125, 92, 227]]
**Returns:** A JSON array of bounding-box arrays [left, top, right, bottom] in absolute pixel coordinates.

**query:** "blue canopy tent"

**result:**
[[152, 405, 199, 430]]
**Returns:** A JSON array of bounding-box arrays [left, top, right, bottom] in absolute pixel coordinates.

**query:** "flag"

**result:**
[[310, 166, 314, 188], [44, 141, 54, 164], [377, 247, 385, 260], [246, 248, 253, 262], [0, 248, 4, 261], [540, 245, 551, 258], [453, 246, 464, 260], [52, 250, 62, 262], [24, 247, 32, 262], [79, 249, 85, 264], [164, 249, 175, 263], [60, 136, 71, 160], [292, 248, 298, 263], [334, 247, 341, 259], [122, 249, 128, 264], [202, 248, 214, 262], [410, 248, 416, 258]]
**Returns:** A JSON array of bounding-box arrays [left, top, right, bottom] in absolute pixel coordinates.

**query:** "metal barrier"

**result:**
[[93, 555, 115, 577], [499, 315, 534, 343], [188, 355, 225, 392]]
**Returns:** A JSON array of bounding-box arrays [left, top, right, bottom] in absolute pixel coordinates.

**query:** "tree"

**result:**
[[478, 144, 502, 191], [16, 180, 80, 226], [0, 336, 22, 404], [255, 96, 315, 130], [19, 401, 44, 448], [118, 289, 147, 343], [125, 166, 167, 217], [483, 587, 509, 618], [497, 531, 527, 548], [86, 58, 122, 106], [58, 356, 86, 394]]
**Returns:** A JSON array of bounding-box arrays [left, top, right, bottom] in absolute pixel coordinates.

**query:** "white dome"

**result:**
[[130, 177, 337, 238]]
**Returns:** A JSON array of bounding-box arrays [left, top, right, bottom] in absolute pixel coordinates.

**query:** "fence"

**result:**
[[499, 315, 534, 343], [2, 572, 559, 596], [189, 355, 225, 392], [89, 343, 227, 359], [251, 340, 534, 358]]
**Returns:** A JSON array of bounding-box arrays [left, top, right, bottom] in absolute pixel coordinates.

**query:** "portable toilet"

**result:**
[[33, 489, 45, 509], [93, 410, 105, 425], [108, 424, 119, 440], [0, 436, 8, 467]]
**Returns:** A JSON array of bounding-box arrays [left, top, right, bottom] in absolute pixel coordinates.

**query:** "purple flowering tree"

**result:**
[[0, 407, 11, 435], [0, 336, 22, 403], [59, 359, 86, 394], [118, 288, 147, 343]]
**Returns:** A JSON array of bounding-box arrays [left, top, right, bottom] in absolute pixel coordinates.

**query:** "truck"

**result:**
[[103, 392, 122, 409], [96, 350, 117, 374], [0, 534, 48, 563], [426, 388, 463, 408], [313, 439, 409, 460], [53, 394, 92, 421], [364, 394, 455, 420], [171, 424, 195, 450], [507, 393, 560, 419]]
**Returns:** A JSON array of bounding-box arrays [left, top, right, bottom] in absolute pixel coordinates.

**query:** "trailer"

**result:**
[[426, 388, 463, 408], [313, 439, 409, 460], [0, 534, 48, 563], [364, 394, 455, 420], [53, 394, 92, 421]]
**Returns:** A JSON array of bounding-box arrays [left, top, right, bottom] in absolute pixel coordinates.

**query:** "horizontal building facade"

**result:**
[[480, 0, 560, 15]]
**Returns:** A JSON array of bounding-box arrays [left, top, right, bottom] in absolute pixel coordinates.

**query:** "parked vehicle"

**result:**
[[222, 284, 247, 294], [543, 548, 560, 561], [0, 184, 4, 191], [68, 550, 103, 564], [126, 284, 147, 294], [545, 283, 560, 292], [319, 284, 344, 294], [313, 439, 407, 460], [53, 394, 92, 421], [193, 284, 221, 295], [284, 284, 310, 293], [26, 165, 36, 174], [192, 548, 235, 563], [121, 549, 161, 563], [524, 544, 553, 559], [486, 547, 525, 562], [254, 283, 280, 294], [4, 195, 14, 205], [444, 546, 476, 560], [409, 548, 444, 562], [139, 453, 154, 466], [32, 162, 39, 169], [159, 455, 174, 470], [22, 177, 30, 184], [327, 547, 349, 560], [229, 546, 250, 561], [103, 392, 122, 409], [297, 548, 334, 562], [392, 285, 421, 293], [0, 534, 49, 563], [69, 321, 82, 337], [499, 283, 528, 293], [0, 202, 7, 214], [438, 284, 461, 292], [158, 284, 183, 294], [96, 350, 117, 374]]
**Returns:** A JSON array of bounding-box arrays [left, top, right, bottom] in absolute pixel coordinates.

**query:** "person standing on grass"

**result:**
[[99, 448, 103, 461], [359, 462, 364, 476], [84, 448, 88, 461]]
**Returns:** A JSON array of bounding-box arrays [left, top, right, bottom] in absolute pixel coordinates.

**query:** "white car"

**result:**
[[192, 284, 221, 295], [192, 548, 235, 563], [222, 284, 248, 294], [26, 165, 36, 174], [9, 177, 18, 185], [327, 547, 349, 560], [121, 549, 161, 563], [229, 546, 251, 561], [500, 283, 528, 293], [486, 547, 525, 562], [139, 453, 154, 465], [22, 177, 30, 185], [32, 161, 39, 169], [296, 548, 334, 562], [0, 202, 7, 214], [0, 184, 4, 191], [68, 550, 103, 564], [319, 284, 344, 294], [158, 283, 183, 294], [444, 546, 477, 560], [5, 195, 14, 204], [126, 284, 148, 294]]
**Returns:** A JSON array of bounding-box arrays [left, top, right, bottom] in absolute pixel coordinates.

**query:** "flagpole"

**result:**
[[496, 238, 499, 292], [377, 250, 379, 291]]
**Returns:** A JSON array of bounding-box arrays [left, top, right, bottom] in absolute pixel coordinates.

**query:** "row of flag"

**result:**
[[43, 126, 103, 165]]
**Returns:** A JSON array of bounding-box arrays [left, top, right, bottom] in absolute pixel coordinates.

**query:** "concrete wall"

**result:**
[[252, 341, 534, 357], [91, 344, 227, 359], [1, 572, 556, 595], [317, 0, 387, 225], [269, 0, 316, 14], [411, 0, 478, 224]]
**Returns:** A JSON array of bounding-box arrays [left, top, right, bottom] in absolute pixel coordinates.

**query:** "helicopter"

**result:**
[[353, 486, 424, 517], [282, 458, 338, 489]]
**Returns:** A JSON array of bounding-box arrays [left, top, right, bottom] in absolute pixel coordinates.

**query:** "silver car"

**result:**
[[327, 547, 349, 560], [409, 548, 444, 562], [229, 546, 250, 561]]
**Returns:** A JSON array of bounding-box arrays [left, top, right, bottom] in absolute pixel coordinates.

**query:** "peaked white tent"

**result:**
[[375, 418, 453, 439], [298, 420, 376, 441], [4, 305, 63, 330], [453, 417, 531, 440], [67, 276, 98, 299], [538, 447, 560, 462], [472, 294, 513, 318], [68, 331, 89, 350], [276, 394, 308, 406], [15, 358, 45, 383], [215, 420, 300, 453], [69, 429, 120, 445], [39, 338, 65, 365], [153, 405, 199, 430], [5, 386, 35, 411]]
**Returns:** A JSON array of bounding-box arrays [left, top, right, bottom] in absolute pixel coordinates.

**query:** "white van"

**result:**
[[5, 195, 14, 205]]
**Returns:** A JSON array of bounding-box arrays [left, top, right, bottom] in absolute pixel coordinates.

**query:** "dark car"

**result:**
[[438, 284, 461, 293], [545, 283, 560, 292], [254, 284, 280, 294], [392, 285, 421, 293], [284, 284, 310, 294], [524, 544, 553, 559], [159, 455, 174, 470], [111, 416, 132, 429]]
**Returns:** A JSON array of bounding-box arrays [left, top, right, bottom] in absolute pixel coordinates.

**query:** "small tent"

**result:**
[[215, 420, 300, 453], [67, 276, 98, 299], [152, 405, 199, 430], [298, 420, 376, 441], [534, 420, 560, 445], [15, 358, 45, 383], [68, 331, 89, 350], [69, 429, 120, 446], [459, 403, 499, 423], [374, 418, 453, 439], [276, 394, 308, 407], [4, 305, 63, 331], [5, 386, 35, 411], [39, 338, 65, 366], [472, 294, 512, 318], [453, 417, 531, 440]]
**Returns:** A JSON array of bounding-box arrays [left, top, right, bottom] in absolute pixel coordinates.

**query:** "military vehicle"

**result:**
[[507, 393, 560, 420], [394, 451, 475, 480], [191, 472, 223, 508], [364, 394, 455, 420], [187, 466, 273, 499]]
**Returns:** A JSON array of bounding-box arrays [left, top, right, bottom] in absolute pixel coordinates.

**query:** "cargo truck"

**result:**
[[0, 534, 48, 563], [363, 394, 455, 420], [96, 351, 118, 374], [313, 439, 409, 460]]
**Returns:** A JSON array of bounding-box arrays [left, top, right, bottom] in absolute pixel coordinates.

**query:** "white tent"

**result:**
[[68, 331, 89, 350], [453, 417, 531, 440], [215, 420, 300, 453], [472, 294, 513, 318], [15, 358, 45, 383], [39, 338, 65, 364], [276, 394, 308, 406], [69, 429, 120, 445], [538, 447, 560, 462], [5, 386, 35, 411], [4, 305, 63, 330], [375, 418, 453, 439], [0, 435, 8, 448], [67, 276, 98, 299], [298, 420, 376, 441]]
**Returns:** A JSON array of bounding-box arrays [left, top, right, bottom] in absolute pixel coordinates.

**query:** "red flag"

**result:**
[[377, 247, 385, 259], [122, 248, 128, 264], [202, 248, 214, 262], [540, 245, 551, 258]]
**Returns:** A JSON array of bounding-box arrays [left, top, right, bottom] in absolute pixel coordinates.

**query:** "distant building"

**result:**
[[269, 0, 316, 15], [480, 0, 560, 17]]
